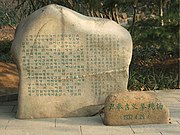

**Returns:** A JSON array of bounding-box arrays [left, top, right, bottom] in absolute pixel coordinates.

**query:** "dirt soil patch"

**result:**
[[0, 25, 15, 41], [0, 62, 19, 94]]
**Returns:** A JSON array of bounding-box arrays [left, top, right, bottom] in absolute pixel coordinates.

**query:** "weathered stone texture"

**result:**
[[11, 4, 132, 119], [104, 91, 170, 126]]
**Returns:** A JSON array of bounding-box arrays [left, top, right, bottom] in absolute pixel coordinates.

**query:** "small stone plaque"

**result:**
[[104, 91, 170, 126], [11, 4, 132, 119]]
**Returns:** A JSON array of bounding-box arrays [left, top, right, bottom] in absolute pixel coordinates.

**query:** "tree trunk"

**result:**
[[130, 4, 137, 34], [159, 0, 164, 26]]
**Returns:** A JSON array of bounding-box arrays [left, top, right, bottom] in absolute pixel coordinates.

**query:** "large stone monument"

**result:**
[[11, 4, 132, 119]]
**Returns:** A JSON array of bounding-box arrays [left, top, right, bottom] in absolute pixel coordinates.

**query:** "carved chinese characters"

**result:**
[[104, 91, 170, 125], [21, 34, 126, 97], [11, 5, 132, 118]]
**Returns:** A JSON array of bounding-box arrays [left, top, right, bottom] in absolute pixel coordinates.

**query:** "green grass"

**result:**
[[0, 7, 17, 26], [128, 65, 179, 91]]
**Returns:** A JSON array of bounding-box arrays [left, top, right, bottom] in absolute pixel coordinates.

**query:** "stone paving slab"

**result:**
[[56, 115, 103, 126], [30, 127, 81, 135], [81, 126, 134, 135], [131, 124, 180, 134], [0, 128, 80, 135], [0, 106, 14, 113], [6, 118, 56, 129], [160, 133, 180, 135], [130, 124, 161, 133], [157, 124, 180, 134], [0, 101, 18, 106], [160, 98, 180, 105], [168, 105, 180, 113], [0, 94, 18, 102], [0, 112, 16, 120], [0, 130, 30, 135], [132, 133, 162, 135], [0, 113, 15, 130], [155, 90, 180, 98], [0, 120, 8, 130]]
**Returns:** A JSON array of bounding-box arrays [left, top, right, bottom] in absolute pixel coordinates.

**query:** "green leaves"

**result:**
[[128, 66, 179, 91]]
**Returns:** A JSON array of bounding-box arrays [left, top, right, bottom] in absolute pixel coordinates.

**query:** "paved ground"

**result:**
[[0, 89, 179, 135]]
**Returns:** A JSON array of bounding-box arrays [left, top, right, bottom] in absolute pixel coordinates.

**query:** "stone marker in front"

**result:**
[[104, 91, 170, 125], [11, 4, 132, 119]]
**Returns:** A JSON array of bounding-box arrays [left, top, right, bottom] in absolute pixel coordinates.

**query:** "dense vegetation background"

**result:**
[[0, 0, 179, 90]]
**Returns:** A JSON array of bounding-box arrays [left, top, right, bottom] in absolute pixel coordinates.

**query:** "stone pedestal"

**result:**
[[104, 91, 170, 126]]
